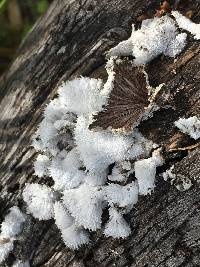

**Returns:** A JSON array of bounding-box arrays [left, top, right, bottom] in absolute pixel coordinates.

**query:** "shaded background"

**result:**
[[0, 0, 52, 76]]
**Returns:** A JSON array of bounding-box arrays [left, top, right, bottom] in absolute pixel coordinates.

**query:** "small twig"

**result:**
[[168, 141, 200, 152]]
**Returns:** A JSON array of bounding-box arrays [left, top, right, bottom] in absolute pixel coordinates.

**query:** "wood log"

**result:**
[[0, 0, 199, 266]]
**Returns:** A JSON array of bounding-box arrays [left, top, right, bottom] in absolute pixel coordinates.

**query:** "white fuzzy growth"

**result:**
[[32, 131, 44, 152], [54, 202, 88, 249], [58, 77, 104, 115], [54, 202, 73, 230], [132, 16, 187, 63], [84, 170, 108, 186], [172, 11, 200, 40], [75, 116, 133, 173], [107, 30, 133, 57], [104, 208, 131, 238], [109, 16, 187, 64], [49, 148, 85, 191], [174, 116, 200, 140], [34, 154, 50, 178], [32, 125, 55, 155], [29, 45, 166, 249], [33, 99, 75, 155], [37, 99, 73, 147], [44, 99, 68, 123], [61, 225, 89, 250], [0, 240, 13, 264], [121, 161, 132, 171], [1, 207, 26, 239], [126, 130, 154, 160], [37, 119, 57, 149], [12, 260, 30, 267], [0, 207, 25, 263], [100, 57, 115, 98], [126, 143, 145, 160], [162, 165, 175, 181], [108, 162, 129, 182], [104, 182, 138, 208], [134, 151, 163, 195], [63, 184, 104, 231], [23, 184, 57, 220]]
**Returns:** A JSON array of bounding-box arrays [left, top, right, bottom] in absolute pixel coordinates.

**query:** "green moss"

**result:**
[[0, 0, 7, 13], [37, 0, 48, 15], [0, 0, 51, 74]]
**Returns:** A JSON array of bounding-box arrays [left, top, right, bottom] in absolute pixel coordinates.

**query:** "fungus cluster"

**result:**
[[1, 11, 199, 262], [23, 74, 159, 248], [21, 11, 200, 250]]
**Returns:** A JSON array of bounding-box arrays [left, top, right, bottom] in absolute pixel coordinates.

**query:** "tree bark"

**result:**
[[0, 0, 200, 266]]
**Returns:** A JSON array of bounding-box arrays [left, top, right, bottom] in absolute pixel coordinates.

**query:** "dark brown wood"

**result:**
[[0, 0, 200, 266]]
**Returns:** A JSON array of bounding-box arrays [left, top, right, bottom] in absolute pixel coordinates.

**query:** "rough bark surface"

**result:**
[[0, 0, 200, 266]]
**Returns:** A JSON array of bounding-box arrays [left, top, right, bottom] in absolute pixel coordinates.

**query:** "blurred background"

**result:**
[[0, 0, 52, 76]]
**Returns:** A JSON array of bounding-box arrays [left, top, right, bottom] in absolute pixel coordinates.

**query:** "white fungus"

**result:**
[[162, 165, 175, 181], [0, 207, 26, 263], [1, 207, 26, 239], [63, 185, 104, 231], [61, 225, 89, 250], [172, 11, 200, 40], [58, 77, 104, 115], [22, 11, 196, 249], [49, 148, 85, 191], [53, 202, 89, 249], [104, 208, 131, 238], [174, 116, 200, 140], [100, 57, 115, 100], [108, 162, 129, 182], [32, 99, 75, 156], [74, 116, 134, 174], [37, 119, 57, 149], [23, 183, 57, 220], [109, 15, 187, 64], [0, 241, 13, 264], [134, 150, 164, 195], [104, 182, 138, 208], [25, 71, 160, 248], [54, 201, 73, 230], [34, 154, 50, 177]]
